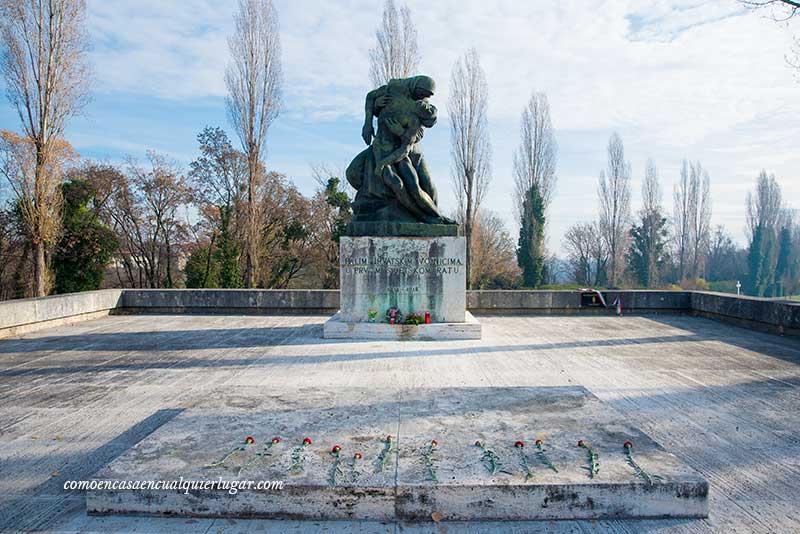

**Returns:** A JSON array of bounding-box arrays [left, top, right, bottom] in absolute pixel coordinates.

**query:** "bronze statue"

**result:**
[[346, 76, 456, 232]]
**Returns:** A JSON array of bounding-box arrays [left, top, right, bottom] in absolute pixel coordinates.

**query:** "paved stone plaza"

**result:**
[[1, 313, 799, 532]]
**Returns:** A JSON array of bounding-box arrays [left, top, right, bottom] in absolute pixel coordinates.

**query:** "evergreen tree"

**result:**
[[774, 226, 792, 297], [216, 206, 242, 288], [184, 245, 220, 288], [746, 225, 764, 296], [747, 225, 779, 297], [760, 231, 778, 297], [324, 177, 351, 244], [517, 184, 546, 287], [627, 211, 668, 287], [53, 179, 118, 294]]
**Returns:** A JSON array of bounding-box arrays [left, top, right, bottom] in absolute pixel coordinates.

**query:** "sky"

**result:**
[[1, 0, 798, 254]]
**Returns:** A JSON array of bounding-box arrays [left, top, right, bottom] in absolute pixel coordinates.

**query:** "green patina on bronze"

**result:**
[[345, 76, 458, 237]]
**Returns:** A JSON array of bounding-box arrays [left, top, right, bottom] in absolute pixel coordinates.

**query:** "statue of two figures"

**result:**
[[346, 76, 456, 229]]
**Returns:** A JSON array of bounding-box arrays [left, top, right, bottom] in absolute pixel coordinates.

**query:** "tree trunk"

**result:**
[[245, 155, 259, 288], [165, 235, 174, 288], [465, 194, 473, 290], [34, 241, 47, 297], [33, 150, 48, 297]]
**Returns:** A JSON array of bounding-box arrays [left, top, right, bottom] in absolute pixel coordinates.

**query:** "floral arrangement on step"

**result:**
[[577, 439, 599, 478], [623, 440, 662, 485], [385, 307, 403, 324], [367, 308, 378, 322], [534, 439, 558, 473], [239, 436, 281, 474], [421, 439, 439, 482], [513, 440, 534, 481], [404, 312, 425, 325], [289, 437, 313, 474], [474, 440, 511, 476], [206, 436, 255, 468], [376, 434, 397, 472]]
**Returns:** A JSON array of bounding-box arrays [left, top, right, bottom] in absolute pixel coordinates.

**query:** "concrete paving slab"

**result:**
[[4, 313, 799, 532], [86, 386, 707, 521]]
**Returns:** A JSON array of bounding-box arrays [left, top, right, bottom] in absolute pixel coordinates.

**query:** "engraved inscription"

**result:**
[[341, 255, 463, 275]]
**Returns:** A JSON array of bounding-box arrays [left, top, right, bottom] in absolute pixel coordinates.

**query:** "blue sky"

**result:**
[[1, 0, 798, 254]]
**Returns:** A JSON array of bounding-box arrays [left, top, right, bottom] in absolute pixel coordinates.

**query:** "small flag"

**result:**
[[580, 288, 607, 307]]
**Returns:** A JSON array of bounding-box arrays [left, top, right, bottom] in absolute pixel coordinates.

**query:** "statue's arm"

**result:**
[[361, 87, 386, 145]]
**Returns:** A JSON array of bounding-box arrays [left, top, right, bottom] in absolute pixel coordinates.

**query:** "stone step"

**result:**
[[86, 387, 708, 521], [323, 311, 482, 340]]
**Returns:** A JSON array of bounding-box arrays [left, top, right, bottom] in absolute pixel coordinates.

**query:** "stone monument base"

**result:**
[[339, 235, 467, 323], [86, 386, 708, 521], [323, 310, 481, 340]]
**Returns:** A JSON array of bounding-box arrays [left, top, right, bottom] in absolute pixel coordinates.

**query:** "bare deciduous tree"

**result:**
[[597, 132, 631, 287], [741, 0, 800, 71], [0, 131, 77, 294], [741, 0, 800, 19], [642, 158, 661, 217], [513, 92, 557, 220], [673, 159, 692, 281], [690, 162, 712, 279], [226, 0, 283, 288], [449, 48, 491, 289], [106, 153, 190, 289], [673, 159, 712, 281], [746, 170, 784, 239], [0, 0, 90, 296], [563, 221, 605, 286], [258, 171, 312, 289], [369, 0, 420, 87], [189, 126, 247, 219], [468, 210, 520, 289]]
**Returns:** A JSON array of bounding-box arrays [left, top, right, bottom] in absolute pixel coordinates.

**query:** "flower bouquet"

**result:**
[[404, 312, 425, 325], [385, 307, 402, 325]]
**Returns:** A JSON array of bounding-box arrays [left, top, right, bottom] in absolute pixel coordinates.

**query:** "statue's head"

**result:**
[[410, 75, 436, 100]]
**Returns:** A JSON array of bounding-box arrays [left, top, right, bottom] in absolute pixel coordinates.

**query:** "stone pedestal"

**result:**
[[324, 236, 479, 339], [339, 237, 467, 323], [339, 235, 466, 323]]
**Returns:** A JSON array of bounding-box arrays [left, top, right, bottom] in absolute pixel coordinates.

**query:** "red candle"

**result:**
[[424, 312, 431, 324], [390, 318, 395, 325]]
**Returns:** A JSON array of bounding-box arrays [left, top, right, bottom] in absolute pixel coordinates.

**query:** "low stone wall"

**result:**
[[690, 291, 800, 336], [0, 288, 797, 338], [120, 289, 340, 315], [0, 289, 122, 339], [468, 290, 689, 314], [121, 289, 692, 315]]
